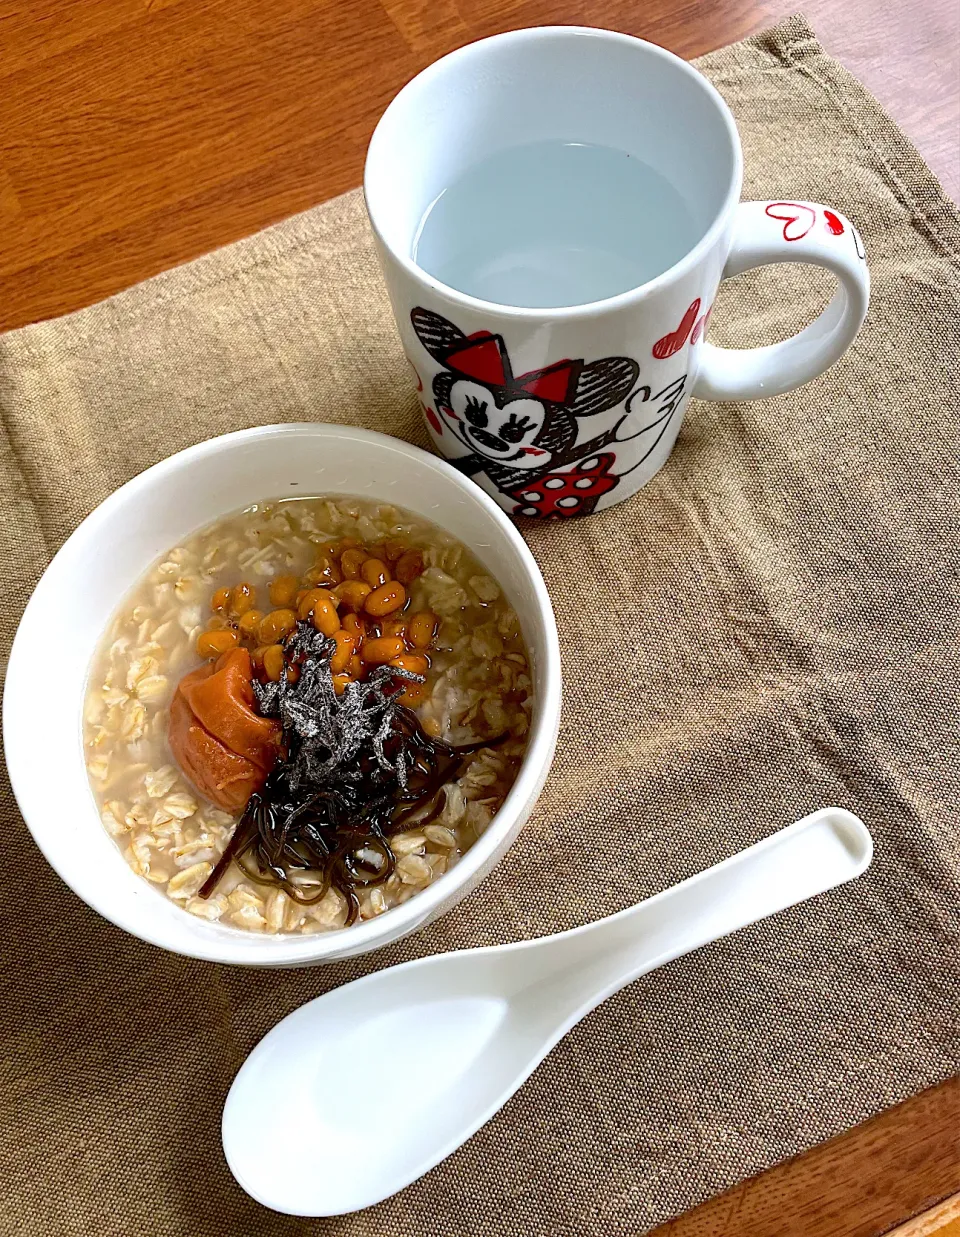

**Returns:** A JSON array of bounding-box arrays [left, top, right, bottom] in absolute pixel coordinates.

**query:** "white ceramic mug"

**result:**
[[365, 26, 869, 519]]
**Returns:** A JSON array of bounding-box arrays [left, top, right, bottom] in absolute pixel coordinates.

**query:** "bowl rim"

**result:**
[[3, 423, 561, 965]]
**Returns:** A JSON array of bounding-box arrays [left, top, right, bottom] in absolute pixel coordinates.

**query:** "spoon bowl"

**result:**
[[223, 807, 872, 1215]]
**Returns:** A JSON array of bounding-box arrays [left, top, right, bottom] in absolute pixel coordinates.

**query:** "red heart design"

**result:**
[[765, 202, 816, 242], [690, 305, 713, 345], [652, 298, 701, 360], [824, 210, 845, 236]]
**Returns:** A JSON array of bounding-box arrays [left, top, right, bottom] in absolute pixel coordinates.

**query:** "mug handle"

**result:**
[[692, 200, 869, 402]]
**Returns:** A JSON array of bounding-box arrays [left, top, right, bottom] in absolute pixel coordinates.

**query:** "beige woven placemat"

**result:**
[[1, 15, 959, 1236]]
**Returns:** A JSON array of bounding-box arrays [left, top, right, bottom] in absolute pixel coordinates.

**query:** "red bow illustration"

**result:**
[[445, 332, 578, 405]]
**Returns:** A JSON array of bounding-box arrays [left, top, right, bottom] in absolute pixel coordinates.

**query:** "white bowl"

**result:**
[[3, 424, 560, 966]]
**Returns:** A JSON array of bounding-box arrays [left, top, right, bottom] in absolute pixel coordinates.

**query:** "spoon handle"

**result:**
[[524, 807, 872, 1022]]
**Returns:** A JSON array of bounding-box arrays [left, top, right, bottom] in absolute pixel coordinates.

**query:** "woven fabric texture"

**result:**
[[1, 16, 958, 1236]]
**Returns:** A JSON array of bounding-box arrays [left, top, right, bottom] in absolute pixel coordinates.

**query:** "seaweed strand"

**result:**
[[198, 621, 504, 921]]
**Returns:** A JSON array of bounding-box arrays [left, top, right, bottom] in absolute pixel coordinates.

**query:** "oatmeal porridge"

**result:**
[[84, 496, 531, 935]]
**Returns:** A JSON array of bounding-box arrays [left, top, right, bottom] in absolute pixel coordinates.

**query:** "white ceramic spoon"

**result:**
[[222, 807, 871, 1216]]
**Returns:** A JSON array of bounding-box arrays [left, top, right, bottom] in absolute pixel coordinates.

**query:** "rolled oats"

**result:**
[[85, 496, 531, 935]]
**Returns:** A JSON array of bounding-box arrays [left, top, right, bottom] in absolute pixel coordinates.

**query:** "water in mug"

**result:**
[[412, 140, 697, 308]]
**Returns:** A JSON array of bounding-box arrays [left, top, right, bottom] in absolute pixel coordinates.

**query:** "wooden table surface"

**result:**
[[1, 1, 958, 1234]]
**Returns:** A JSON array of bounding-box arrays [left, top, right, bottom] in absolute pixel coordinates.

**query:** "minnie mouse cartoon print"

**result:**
[[411, 308, 687, 518]]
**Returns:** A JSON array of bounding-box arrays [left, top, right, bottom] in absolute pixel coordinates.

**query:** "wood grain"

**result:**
[[2, 0, 955, 331], [0, 0, 780, 330], [888, 1195, 960, 1237], [651, 1077, 960, 1237], [0, 1, 958, 1234]]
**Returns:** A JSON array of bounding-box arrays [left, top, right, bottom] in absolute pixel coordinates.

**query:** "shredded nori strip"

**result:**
[[198, 621, 502, 921]]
